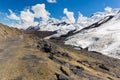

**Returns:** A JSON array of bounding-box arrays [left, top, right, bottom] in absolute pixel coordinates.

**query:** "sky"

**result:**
[[0, 0, 120, 28]]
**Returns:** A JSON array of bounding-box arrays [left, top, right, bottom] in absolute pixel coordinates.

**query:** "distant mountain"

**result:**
[[65, 10, 120, 59], [1, 8, 120, 80], [27, 7, 120, 36], [27, 8, 120, 59]]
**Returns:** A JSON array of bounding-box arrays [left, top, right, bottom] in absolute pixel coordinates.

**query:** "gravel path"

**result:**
[[0, 38, 23, 79]]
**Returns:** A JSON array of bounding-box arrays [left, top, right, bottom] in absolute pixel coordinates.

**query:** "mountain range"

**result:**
[[0, 7, 120, 80], [27, 7, 120, 59]]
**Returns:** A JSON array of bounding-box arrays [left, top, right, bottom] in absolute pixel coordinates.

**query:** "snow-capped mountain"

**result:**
[[27, 7, 120, 59], [27, 7, 120, 37], [75, 7, 120, 32], [65, 10, 120, 59], [27, 17, 76, 37]]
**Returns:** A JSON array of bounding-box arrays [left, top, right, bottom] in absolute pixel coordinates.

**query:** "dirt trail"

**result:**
[[0, 36, 120, 80], [0, 39, 22, 62], [0, 38, 23, 79]]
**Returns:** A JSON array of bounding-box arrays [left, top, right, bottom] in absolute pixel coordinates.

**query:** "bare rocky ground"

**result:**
[[0, 24, 120, 80]]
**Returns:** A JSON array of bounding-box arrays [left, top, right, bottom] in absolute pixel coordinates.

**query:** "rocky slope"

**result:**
[[0, 23, 120, 80], [0, 23, 22, 40]]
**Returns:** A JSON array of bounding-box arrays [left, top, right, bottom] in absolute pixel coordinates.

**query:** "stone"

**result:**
[[60, 66, 70, 76], [70, 65, 84, 77], [55, 73, 70, 80], [99, 64, 110, 71], [22, 55, 38, 60]]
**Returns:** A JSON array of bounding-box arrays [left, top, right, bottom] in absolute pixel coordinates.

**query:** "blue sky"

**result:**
[[0, 0, 120, 28]]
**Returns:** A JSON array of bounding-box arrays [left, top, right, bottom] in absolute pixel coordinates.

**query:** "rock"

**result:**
[[70, 65, 84, 77], [61, 53, 72, 60], [99, 64, 110, 71], [49, 56, 66, 65], [41, 44, 52, 53], [65, 63, 70, 68], [91, 62, 110, 72], [37, 41, 73, 60], [60, 66, 70, 76], [55, 73, 70, 80], [107, 77, 113, 80], [22, 54, 47, 61], [77, 60, 90, 67], [24, 45, 31, 48], [22, 55, 38, 60]]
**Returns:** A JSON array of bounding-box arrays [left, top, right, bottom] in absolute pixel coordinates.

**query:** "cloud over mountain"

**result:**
[[7, 4, 50, 29], [6, 3, 115, 30], [63, 8, 75, 23], [7, 4, 77, 29], [105, 6, 112, 13]]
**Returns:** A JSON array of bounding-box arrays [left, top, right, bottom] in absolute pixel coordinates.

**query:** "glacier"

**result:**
[[65, 12, 120, 59]]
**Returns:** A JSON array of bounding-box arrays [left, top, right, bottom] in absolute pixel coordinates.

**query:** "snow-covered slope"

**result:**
[[27, 7, 120, 38], [27, 18, 76, 37], [27, 7, 120, 59], [45, 7, 120, 38], [65, 12, 120, 59], [75, 7, 120, 32]]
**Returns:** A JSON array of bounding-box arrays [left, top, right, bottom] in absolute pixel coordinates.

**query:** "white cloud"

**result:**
[[105, 6, 112, 13], [6, 4, 51, 29], [7, 9, 20, 20], [32, 4, 50, 21], [20, 9, 39, 29], [63, 8, 75, 23], [20, 9, 34, 23], [10, 21, 38, 29], [9, 23, 23, 29], [47, 0, 57, 3], [77, 12, 88, 23]]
